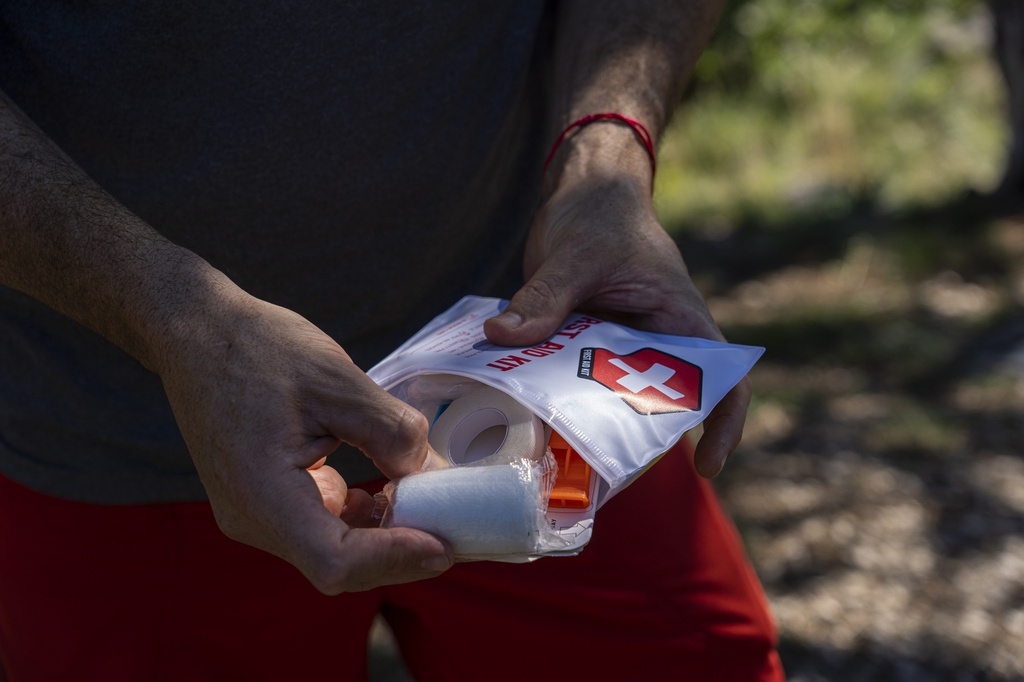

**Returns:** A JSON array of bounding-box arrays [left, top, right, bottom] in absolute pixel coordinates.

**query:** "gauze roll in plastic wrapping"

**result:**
[[376, 378, 564, 560], [377, 456, 565, 560]]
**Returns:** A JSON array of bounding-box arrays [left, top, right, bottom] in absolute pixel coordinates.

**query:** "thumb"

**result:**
[[485, 262, 591, 347], [322, 372, 446, 480]]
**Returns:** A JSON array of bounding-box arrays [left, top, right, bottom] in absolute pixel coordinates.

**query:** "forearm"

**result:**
[[546, 0, 725, 189], [0, 88, 239, 373]]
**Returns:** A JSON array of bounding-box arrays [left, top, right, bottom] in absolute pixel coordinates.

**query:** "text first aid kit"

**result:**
[[369, 296, 764, 561]]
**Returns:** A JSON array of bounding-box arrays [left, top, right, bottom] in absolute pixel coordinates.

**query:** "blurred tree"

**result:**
[[690, 0, 979, 99], [989, 0, 1024, 196], [668, 0, 1005, 217]]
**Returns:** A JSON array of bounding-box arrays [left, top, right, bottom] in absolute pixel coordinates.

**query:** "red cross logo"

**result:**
[[577, 347, 702, 415]]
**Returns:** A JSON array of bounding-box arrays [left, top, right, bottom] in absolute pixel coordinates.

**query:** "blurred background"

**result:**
[[373, 1, 1024, 679]]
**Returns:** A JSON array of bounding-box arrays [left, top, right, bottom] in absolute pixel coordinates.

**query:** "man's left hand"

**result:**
[[484, 166, 750, 477]]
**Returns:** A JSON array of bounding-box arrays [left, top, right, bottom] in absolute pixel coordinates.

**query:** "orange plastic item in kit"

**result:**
[[547, 431, 593, 509]]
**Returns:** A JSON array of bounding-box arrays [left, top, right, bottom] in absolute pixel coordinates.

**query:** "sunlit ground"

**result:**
[[709, 214, 1024, 678]]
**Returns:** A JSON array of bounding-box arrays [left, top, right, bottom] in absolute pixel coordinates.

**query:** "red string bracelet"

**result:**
[[543, 112, 657, 186]]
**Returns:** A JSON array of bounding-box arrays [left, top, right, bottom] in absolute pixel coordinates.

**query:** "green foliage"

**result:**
[[657, 0, 1005, 232], [692, 0, 979, 94]]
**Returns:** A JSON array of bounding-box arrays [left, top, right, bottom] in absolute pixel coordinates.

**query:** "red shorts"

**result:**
[[0, 441, 783, 681]]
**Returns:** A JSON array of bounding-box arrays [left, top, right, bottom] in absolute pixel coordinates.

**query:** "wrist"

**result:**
[[132, 248, 252, 378], [542, 116, 655, 199]]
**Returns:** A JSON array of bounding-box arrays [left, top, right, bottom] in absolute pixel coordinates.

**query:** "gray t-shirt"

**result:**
[[0, 1, 555, 502]]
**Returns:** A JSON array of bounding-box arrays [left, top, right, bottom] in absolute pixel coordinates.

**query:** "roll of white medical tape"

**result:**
[[389, 464, 543, 556], [427, 384, 546, 466]]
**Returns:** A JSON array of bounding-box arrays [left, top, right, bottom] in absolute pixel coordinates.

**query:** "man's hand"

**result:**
[[486, 0, 737, 475], [485, 127, 749, 477], [154, 292, 453, 593]]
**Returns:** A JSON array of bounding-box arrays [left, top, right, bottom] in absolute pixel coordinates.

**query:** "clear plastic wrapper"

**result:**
[[374, 453, 567, 562]]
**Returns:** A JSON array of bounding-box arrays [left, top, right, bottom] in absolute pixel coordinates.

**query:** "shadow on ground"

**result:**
[[693, 192, 1024, 680]]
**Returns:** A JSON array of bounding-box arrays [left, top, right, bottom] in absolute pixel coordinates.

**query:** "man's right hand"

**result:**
[[1, 88, 451, 593], [153, 291, 453, 594]]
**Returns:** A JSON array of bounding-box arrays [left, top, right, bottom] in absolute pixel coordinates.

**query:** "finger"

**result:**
[[419, 444, 449, 473], [318, 372, 435, 480], [341, 526, 453, 591], [240, 472, 452, 594], [308, 524, 453, 594], [307, 462, 347, 517], [693, 379, 752, 478], [339, 488, 379, 528], [484, 260, 596, 347]]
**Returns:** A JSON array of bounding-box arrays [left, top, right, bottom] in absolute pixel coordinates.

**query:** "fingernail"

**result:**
[[495, 311, 523, 329], [710, 454, 728, 478], [420, 447, 449, 472], [421, 555, 452, 572]]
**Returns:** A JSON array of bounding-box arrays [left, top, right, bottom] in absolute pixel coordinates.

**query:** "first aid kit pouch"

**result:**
[[369, 296, 764, 561]]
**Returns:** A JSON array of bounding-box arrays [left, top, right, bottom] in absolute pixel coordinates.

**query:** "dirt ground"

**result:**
[[699, 195, 1024, 680]]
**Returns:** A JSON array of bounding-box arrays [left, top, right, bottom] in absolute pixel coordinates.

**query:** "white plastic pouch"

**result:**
[[369, 296, 764, 558]]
